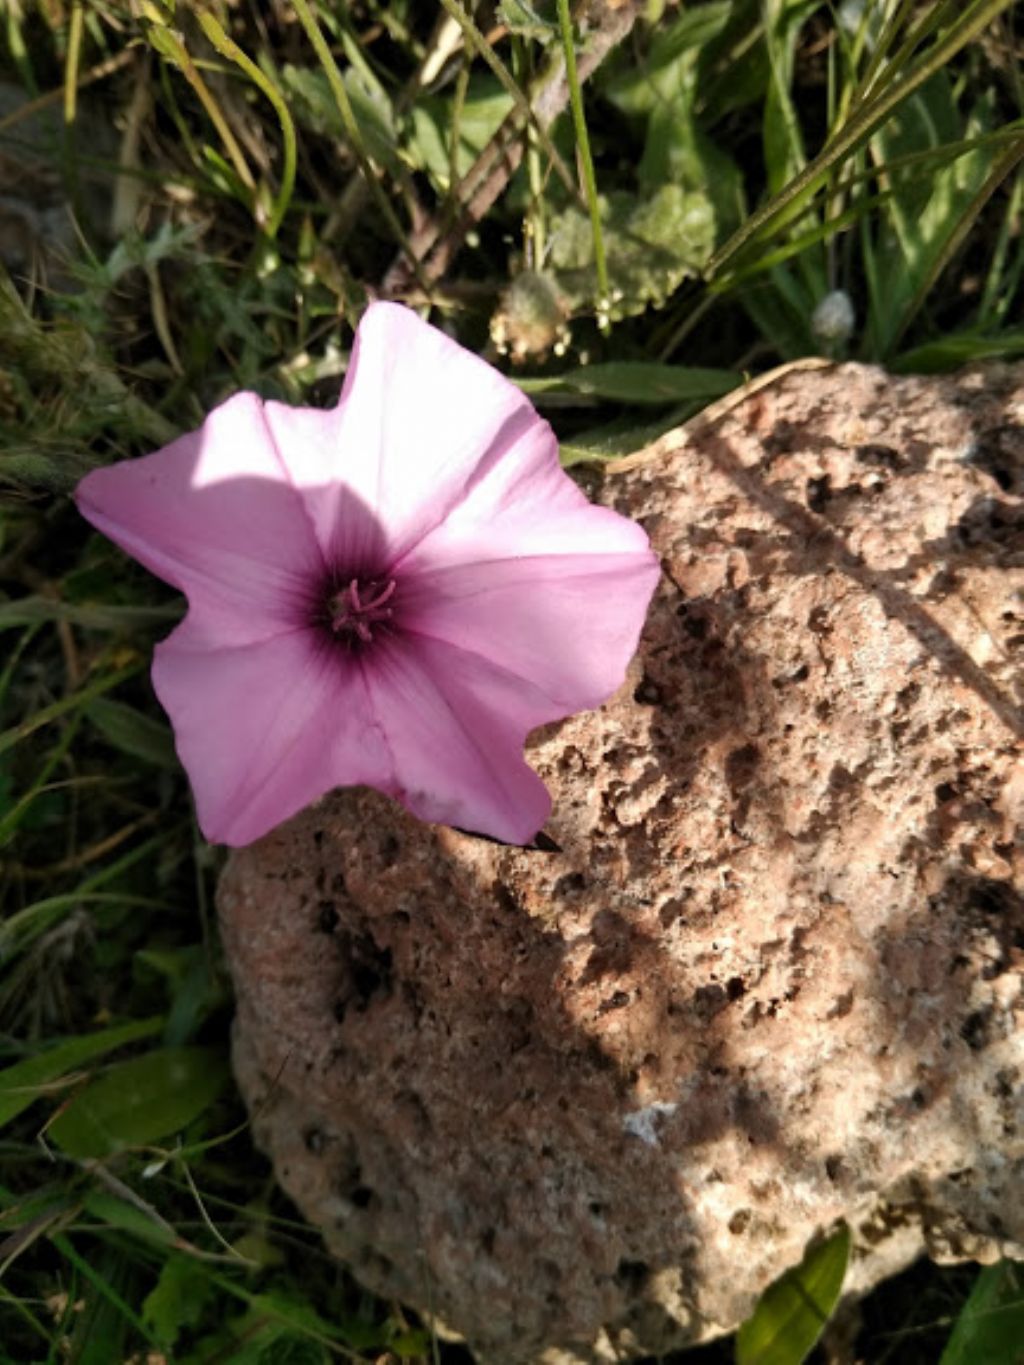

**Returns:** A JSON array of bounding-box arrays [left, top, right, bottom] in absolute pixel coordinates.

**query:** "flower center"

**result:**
[[326, 575, 397, 646]]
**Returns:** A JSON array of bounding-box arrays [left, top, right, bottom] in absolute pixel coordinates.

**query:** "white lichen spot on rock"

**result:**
[[622, 1102, 679, 1148]]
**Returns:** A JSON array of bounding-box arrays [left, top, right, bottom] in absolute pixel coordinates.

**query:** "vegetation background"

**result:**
[[1, 0, 1023, 1360]]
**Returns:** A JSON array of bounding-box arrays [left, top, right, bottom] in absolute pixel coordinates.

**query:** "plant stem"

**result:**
[[149, 25, 256, 194], [436, 0, 578, 200], [197, 11, 297, 240], [63, 0, 84, 127], [555, 0, 609, 323], [290, 0, 430, 294]]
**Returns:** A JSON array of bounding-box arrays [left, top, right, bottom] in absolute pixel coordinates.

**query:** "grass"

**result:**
[[1, 0, 1024, 1360]]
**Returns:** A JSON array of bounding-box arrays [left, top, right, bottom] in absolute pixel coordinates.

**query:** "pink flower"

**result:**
[[76, 303, 659, 846]]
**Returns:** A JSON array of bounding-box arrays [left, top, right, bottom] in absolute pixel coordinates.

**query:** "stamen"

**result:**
[[362, 579, 396, 612], [326, 574, 397, 647]]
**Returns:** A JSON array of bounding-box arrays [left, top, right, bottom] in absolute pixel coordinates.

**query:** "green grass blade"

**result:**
[[438, 0, 579, 201], [735, 1224, 850, 1365], [556, 0, 609, 315], [0, 663, 143, 759], [706, 0, 1017, 280], [887, 134, 1024, 353], [84, 697, 177, 771], [0, 596, 179, 632], [196, 12, 297, 240], [289, 0, 429, 290], [939, 1261, 1024, 1364], [50, 1234, 162, 1349], [0, 1017, 164, 1129], [893, 328, 1024, 373]]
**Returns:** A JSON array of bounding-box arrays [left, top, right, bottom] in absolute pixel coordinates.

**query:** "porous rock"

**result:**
[[218, 361, 1024, 1361]]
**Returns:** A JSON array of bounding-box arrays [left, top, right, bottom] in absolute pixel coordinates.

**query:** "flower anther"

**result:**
[[325, 576, 397, 645], [75, 303, 660, 847]]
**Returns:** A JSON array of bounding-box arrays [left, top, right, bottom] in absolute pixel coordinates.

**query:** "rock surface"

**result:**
[[218, 360, 1024, 1361]]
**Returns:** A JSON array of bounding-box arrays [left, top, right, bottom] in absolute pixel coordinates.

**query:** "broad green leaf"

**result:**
[[549, 184, 714, 318], [520, 362, 739, 405], [695, 0, 772, 120], [281, 64, 401, 177], [939, 1261, 1024, 1364], [48, 1046, 229, 1158], [85, 697, 177, 770], [406, 78, 514, 192], [601, 2, 732, 117], [143, 1252, 217, 1350], [735, 1224, 850, 1365], [640, 106, 745, 242], [0, 1017, 163, 1129]]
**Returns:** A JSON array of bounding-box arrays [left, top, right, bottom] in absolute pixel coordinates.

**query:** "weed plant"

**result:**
[[1, 1, 1023, 1361]]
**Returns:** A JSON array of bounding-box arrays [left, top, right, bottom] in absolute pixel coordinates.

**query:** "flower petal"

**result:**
[[262, 302, 545, 568], [153, 619, 392, 846], [393, 425, 660, 710], [396, 413, 655, 573], [396, 550, 659, 711], [76, 393, 323, 646], [364, 635, 554, 844]]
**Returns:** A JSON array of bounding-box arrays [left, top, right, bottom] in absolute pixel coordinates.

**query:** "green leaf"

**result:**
[[282, 63, 402, 179], [390, 1328, 432, 1357], [0, 663, 143, 760], [406, 78, 515, 192], [939, 1261, 1024, 1365], [735, 1224, 850, 1365], [639, 107, 745, 242], [137, 945, 225, 1046], [0, 594, 179, 633], [706, 0, 1018, 282], [48, 1046, 229, 1158], [143, 1252, 217, 1350], [740, 265, 818, 359], [549, 183, 715, 318], [0, 443, 95, 494], [81, 1190, 175, 1245], [868, 79, 998, 355], [695, 0, 772, 120], [601, 1, 732, 117], [519, 361, 739, 405], [0, 1018, 163, 1130], [85, 697, 178, 770], [497, 0, 557, 40], [893, 328, 1024, 373], [558, 410, 694, 467]]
